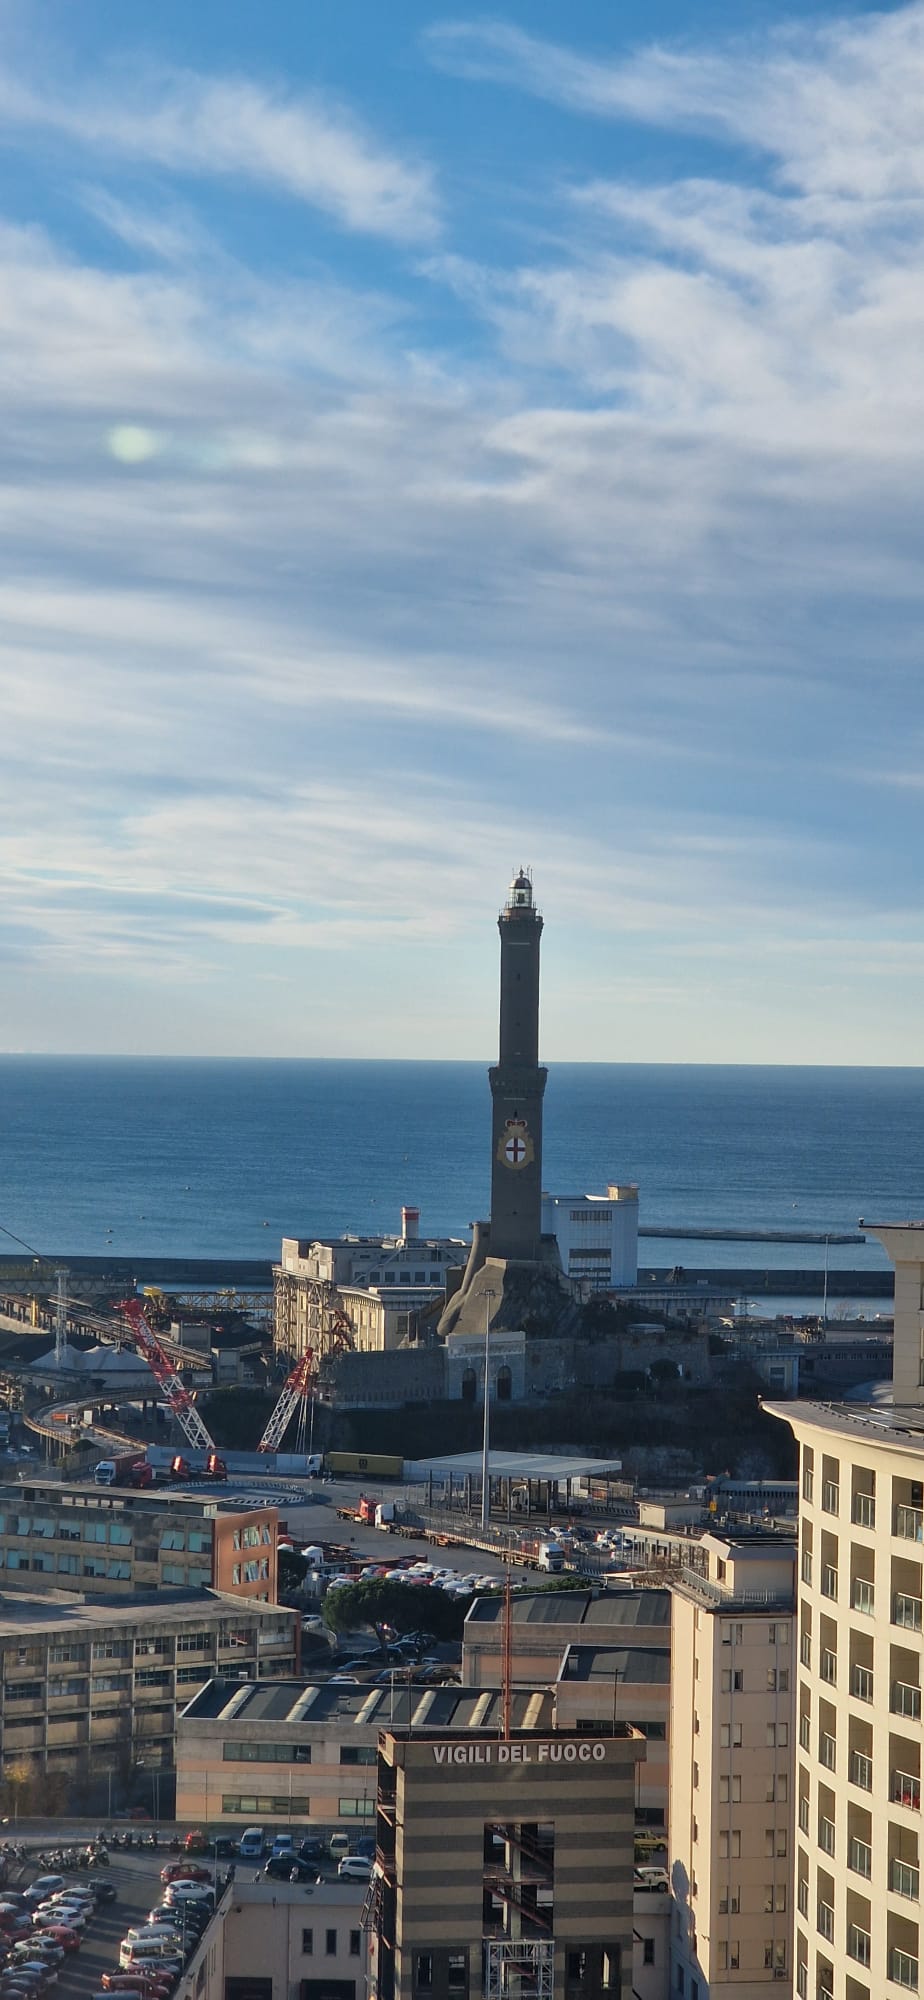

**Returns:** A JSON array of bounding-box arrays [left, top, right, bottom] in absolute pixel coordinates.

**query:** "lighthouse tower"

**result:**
[[439, 868, 574, 1344], [488, 869, 547, 1261]]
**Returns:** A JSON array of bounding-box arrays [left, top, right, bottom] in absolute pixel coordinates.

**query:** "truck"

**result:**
[[325, 1452, 403, 1479], [94, 1452, 154, 1489], [169, 1451, 228, 1483], [517, 1536, 565, 1573]]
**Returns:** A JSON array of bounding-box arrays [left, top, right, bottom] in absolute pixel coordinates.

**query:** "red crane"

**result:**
[[117, 1297, 217, 1453]]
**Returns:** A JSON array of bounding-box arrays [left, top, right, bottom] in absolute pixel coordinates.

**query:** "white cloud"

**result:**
[[0, 10, 923, 1052], [0, 60, 439, 243]]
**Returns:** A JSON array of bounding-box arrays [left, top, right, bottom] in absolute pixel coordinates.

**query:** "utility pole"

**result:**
[[54, 1268, 68, 1370], [481, 1289, 496, 1533]]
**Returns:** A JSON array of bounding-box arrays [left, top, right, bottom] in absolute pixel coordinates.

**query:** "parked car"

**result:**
[[269, 1836, 294, 1862], [21, 1889, 64, 1912], [160, 1866, 209, 1887], [263, 1858, 315, 1883], [89, 1885, 118, 1907], [337, 1857, 373, 1882], [207, 1838, 236, 1861], [182, 1831, 208, 1856], [33, 1934, 78, 1957]]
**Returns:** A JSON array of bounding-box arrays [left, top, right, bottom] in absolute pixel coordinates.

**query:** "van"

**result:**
[[328, 1833, 350, 1860], [238, 1828, 265, 1861], [119, 1942, 181, 1972]]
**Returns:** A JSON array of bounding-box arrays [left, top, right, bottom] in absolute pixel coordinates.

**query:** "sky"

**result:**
[[1, 0, 923, 1063]]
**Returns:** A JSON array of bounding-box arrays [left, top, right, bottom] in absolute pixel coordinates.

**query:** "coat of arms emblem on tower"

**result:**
[[499, 1116, 533, 1170]]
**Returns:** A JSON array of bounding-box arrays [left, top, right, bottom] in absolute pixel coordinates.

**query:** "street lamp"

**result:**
[[481, 1290, 496, 1534]]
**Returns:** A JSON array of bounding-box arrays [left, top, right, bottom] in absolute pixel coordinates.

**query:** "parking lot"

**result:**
[[7, 1856, 187, 2000]]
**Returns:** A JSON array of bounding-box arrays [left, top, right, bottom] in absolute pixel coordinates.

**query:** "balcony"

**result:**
[[853, 1492, 876, 1528], [893, 1682, 922, 1720], [821, 1650, 837, 1686], [817, 1902, 834, 1942], [896, 1505, 924, 1543], [820, 1733, 837, 1771], [889, 1947, 919, 1990], [821, 1565, 839, 1600], [852, 1665, 874, 1702], [891, 1771, 921, 1811], [849, 1750, 872, 1791], [895, 1594, 924, 1632], [822, 1481, 840, 1515], [851, 1578, 875, 1615], [819, 1817, 836, 1855], [848, 1837, 872, 1878], [890, 1859, 920, 1900], [847, 1926, 871, 1967]]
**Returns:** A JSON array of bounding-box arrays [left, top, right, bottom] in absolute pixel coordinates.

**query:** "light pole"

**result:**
[[481, 1290, 496, 1533]]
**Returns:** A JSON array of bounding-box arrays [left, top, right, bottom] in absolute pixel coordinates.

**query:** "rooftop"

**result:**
[[764, 1396, 924, 1454], [466, 1590, 670, 1630], [0, 1587, 291, 1637], [557, 1644, 670, 1685], [404, 1451, 623, 1481], [4, 1479, 275, 1518], [180, 1677, 555, 1731]]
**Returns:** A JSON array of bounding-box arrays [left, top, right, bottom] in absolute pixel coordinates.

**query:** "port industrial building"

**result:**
[[0, 1477, 280, 1602]]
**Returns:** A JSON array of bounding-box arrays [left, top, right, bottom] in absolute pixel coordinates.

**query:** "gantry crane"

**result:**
[[116, 1296, 218, 1453]]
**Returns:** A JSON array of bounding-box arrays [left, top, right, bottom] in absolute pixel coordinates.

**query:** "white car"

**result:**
[[337, 1856, 373, 1882]]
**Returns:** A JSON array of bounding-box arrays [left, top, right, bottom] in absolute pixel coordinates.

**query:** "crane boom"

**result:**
[[257, 1350, 316, 1455], [117, 1297, 217, 1452]]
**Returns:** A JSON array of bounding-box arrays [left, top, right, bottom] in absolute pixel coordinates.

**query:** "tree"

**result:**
[[323, 1579, 468, 1655]]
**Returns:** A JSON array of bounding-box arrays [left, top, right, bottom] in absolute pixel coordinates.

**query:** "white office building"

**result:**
[[541, 1183, 639, 1291]]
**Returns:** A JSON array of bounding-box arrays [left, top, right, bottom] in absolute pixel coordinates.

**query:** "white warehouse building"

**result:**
[[541, 1182, 639, 1291]]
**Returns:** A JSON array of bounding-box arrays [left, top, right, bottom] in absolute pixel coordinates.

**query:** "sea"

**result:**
[[0, 1061, 921, 1311]]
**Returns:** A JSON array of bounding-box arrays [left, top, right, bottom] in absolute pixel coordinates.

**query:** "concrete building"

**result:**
[[762, 1215, 924, 2000], [177, 1877, 368, 2000], [668, 1532, 796, 1998], [0, 1478, 279, 1603], [276, 1212, 468, 1361], [338, 1285, 445, 1355], [553, 1645, 670, 1828], [462, 1591, 671, 1690], [0, 1586, 298, 1794], [540, 1186, 639, 1291], [177, 1679, 556, 1829], [370, 1721, 644, 2000]]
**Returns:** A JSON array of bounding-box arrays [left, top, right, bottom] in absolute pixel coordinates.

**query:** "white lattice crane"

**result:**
[[117, 1296, 217, 1453]]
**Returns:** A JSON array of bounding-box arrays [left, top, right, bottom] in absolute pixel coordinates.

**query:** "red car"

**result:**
[[101, 1976, 172, 1996], [160, 1863, 209, 1885], [183, 1830, 207, 1855], [34, 1929, 79, 1954]]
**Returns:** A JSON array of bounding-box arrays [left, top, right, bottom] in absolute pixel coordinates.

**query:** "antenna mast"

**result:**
[[502, 1564, 513, 1740]]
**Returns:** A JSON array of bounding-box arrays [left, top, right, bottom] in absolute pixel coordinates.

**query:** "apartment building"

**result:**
[[0, 1587, 298, 1792], [669, 1532, 796, 1998], [370, 1723, 644, 2000], [764, 1219, 924, 2000], [176, 1679, 556, 1826], [0, 1479, 278, 1602], [462, 1590, 671, 1688], [176, 1877, 368, 2000]]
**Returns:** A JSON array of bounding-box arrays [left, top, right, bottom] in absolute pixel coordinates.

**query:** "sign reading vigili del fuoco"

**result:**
[[431, 1741, 609, 1766]]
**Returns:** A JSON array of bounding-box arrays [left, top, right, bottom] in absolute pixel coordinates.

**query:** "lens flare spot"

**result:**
[[107, 424, 160, 464]]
